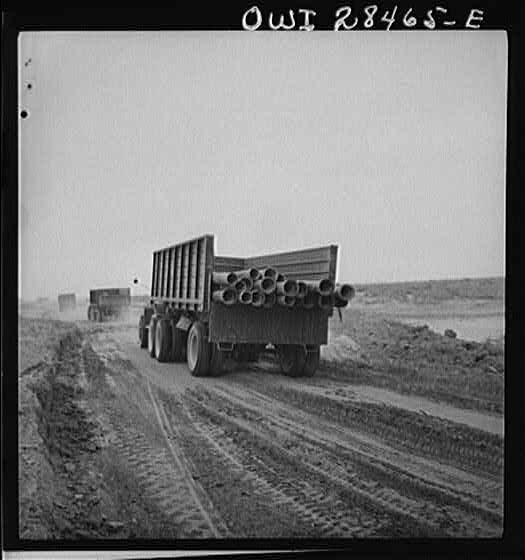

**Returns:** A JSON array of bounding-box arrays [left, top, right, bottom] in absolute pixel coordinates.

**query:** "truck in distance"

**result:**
[[138, 234, 354, 378], [87, 288, 131, 322], [58, 293, 76, 312]]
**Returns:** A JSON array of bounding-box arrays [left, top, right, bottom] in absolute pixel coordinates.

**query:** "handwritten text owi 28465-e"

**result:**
[[241, 6, 485, 31]]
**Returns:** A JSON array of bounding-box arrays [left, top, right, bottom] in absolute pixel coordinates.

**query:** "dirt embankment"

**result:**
[[19, 318, 81, 538], [323, 309, 504, 414], [19, 320, 134, 539]]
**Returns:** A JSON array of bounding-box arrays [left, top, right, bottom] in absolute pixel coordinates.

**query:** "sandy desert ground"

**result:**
[[17, 278, 504, 539]]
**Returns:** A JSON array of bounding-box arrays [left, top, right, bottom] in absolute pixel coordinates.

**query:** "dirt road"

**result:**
[[19, 317, 503, 539]]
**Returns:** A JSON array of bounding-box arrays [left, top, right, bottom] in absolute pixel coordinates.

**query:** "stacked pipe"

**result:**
[[211, 267, 354, 311]]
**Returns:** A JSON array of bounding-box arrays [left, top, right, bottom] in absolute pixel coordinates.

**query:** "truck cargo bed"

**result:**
[[151, 234, 338, 315]]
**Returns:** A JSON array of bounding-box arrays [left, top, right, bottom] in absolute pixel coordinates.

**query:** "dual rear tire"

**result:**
[[303, 346, 320, 377], [88, 305, 102, 322], [186, 322, 210, 376], [185, 322, 226, 377], [170, 319, 186, 362], [186, 321, 226, 377], [147, 315, 186, 362], [147, 315, 158, 357], [277, 344, 320, 377], [144, 316, 220, 376], [155, 318, 172, 362], [139, 316, 148, 348]]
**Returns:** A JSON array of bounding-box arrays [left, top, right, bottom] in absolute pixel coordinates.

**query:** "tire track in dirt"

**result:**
[[182, 393, 452, 537], [106, 418, 223, 538], [145, 381, 228, 537], [182, 388, 500, 537], [183, 408, 375, 537], [158, 390, 396, 537], [239, 369, 503, 478], [81, 331, 229, 538], [211, 382, 503, 521]]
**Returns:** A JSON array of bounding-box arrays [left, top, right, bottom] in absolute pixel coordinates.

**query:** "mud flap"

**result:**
[[176, 316, 193, 332]]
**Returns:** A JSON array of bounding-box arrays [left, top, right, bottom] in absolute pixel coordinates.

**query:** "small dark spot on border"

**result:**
[[27, 83, 32, 90], [20, 110, 29, 119]]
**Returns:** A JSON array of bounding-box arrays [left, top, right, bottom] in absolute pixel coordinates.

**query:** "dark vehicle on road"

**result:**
[[88, 288, 131, 322], [58, 293, 76, 312]]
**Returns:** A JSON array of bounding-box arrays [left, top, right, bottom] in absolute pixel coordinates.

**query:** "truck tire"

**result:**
[[277, 344, 307, 377], [139, 316, 148, 348], [209, 344, 226, 376], [302, 346, 320, 377], [148, 315, 158, 357], [170, 320, 186, 362], [139, 316, 144, 343], [155, 318, 172, 362], [187, 321, 210, 377], [87, 306, 93, 321], [144, 306, 154, 327]]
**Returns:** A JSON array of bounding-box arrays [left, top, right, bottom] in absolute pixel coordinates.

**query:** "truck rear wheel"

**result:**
[[148, 315, 158, 357], [277, 344, 307, 377], [141, 319, 149, 348], [170, 320, 186, 362], [209, 344, 226, 376], [155, 318, 172, 362], [187, 321, 210, 377], [302, 346, 320, 377], [139, 316, 148, 348]]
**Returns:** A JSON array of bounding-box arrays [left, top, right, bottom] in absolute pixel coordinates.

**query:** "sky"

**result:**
[[18, 31, 507, 300]]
